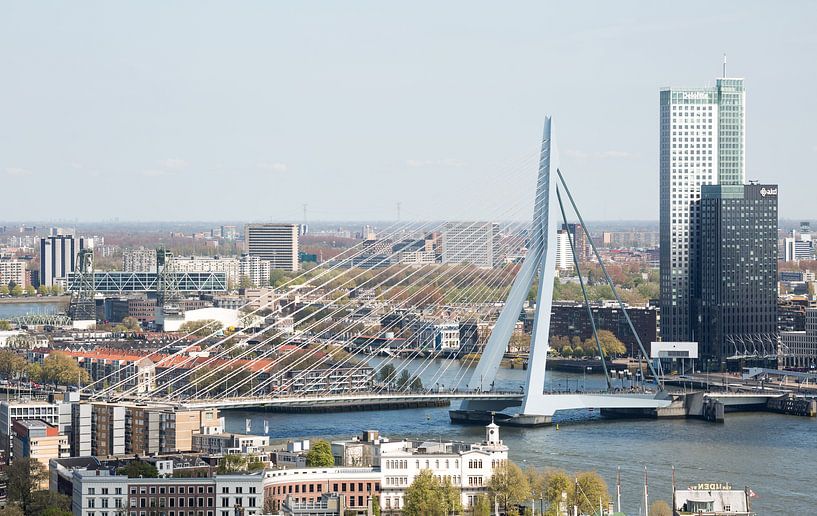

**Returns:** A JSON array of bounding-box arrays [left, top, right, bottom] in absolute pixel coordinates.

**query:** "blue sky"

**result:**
[[1, 1, 815, 222]]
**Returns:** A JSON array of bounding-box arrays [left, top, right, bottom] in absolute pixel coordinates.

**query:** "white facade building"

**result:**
[[659, 77, 746, 342], [244, 224, 299, 272], [442, 222, 500, 269], [173, 256, 241, 287], [122, 248, 158, 272], [555, 229, 574, 271], [378, 421, 508, 511]]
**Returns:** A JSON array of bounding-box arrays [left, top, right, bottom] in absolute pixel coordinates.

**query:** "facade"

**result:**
[[12, 419, 70, 483], [697, 184, 778, 366], [244, 224, 299, 272], [555, 229, 574, 271], [239, 254, 274, 287], [547, 302, 659, 357], [674, 484, 753, 515], [91, 404, 126, 456], [441, 222, 500, 268], [0, 400, 62, 460], [71, 470, 265, 516], [378, 422, 508, 511], [123, 248, 159, 272], [40, 234, 86, 286], [780, 308, 817, 368], [660, 77, 746, 343], [0, 258, 27, 287], [174, 256, 241, 287], [263, 467, 380, 515]]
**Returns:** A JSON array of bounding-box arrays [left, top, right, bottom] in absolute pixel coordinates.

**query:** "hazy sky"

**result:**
[[1, 1, 815, 222]]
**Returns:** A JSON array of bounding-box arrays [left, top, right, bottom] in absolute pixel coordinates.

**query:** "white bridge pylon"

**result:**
[[461, 116, 670, 423]]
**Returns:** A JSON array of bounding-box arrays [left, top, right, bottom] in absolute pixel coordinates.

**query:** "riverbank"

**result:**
[[0, 296, 70, 305]]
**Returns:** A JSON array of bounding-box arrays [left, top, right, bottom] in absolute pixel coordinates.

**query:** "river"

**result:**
[[223, 357, 817, 514], [0, 300, 63, 319]]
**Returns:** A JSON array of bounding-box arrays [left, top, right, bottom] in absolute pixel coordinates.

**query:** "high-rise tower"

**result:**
[[659, 77, 746, 342]]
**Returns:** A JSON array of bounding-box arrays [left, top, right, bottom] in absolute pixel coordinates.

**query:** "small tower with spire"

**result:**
[[484, 413, 502, 446]]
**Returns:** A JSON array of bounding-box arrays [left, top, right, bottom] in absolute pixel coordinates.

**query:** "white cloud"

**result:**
[[406, 158, 466, 168], [159, 158, 189, 170], [4, 167, 31, 176], [257, 162, 289, 173]]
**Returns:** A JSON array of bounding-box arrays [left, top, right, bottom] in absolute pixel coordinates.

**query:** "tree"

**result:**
[[372, 496, 381, 516], [409, 376, 423, 390], [24, 285, 36, 296], [6, 458, 47, 513], [30, 491, 72, 516], [377, 364, 397, 384], [305, 439, 334, 467], [0, 505, 25, 516], [217, 454, 265, 474], [179, 319, 222, 337], [0, 350, 27, 381], [403, 469, 462, 516], [473, 494, 491, 516], [0, 285, 8, 296], [122, 316, 142, 331], [595, 330, 627, 357], [49, 284, 63, 296], [0, 320, 12, 330], [541, 469, 572, 516], [10, 285, 22, 297], [397, 370, 411, 389], [650, 500, 672, 516], [37, 285, 49, 296], [574, 471, 610, 515], [117, 460, 158, 478], [489, 461, 530, 513], [33, 352, 91, 386]]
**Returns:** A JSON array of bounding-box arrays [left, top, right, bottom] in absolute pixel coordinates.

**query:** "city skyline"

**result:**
[[1, 2, 815, 222]]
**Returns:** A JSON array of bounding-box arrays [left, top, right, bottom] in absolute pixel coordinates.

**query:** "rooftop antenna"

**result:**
[[722, 53, 727, 77]]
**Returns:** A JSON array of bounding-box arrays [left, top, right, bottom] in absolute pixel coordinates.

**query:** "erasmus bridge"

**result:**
[[84, 117, 682, 426]]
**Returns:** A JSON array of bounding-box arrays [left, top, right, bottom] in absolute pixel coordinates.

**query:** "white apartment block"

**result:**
[[123, 248, 158, 272], [173, 256, 241, 286], [555, 229, 574, 271], [244, 224, 299, 272], [0, 259, 27, 287], [442, 222, 500, 269], [659, 77, 746, 342], [781, 308, 817, 368]]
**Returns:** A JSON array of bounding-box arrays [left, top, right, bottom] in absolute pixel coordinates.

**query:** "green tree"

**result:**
[[0, 350, 27, 381], [35, 352, 91, 386], [217, 454, 265, 474], [0, 285, 9, 296], [37, 285, 49, 296], [409, 376, 423, 390], [305, 439, 335, 467], [372, 496, 381, 516], [49, 284, 63, 296], [541, 469, 572, 516], [179, 319, 222, 337], [6, 457, 47, 513], [574, 471, 610, 515], [122, 316, 142, 331], [489, 461, 530, 513], [117, 460, 158, 478], [0, 504, 25, 516], [403, 469, 462, 516], [24, 285, 36, 296], [650, 500, 672, 516], [0, 320, 12, 330], [377, 364, 397, 384], [30, 491, 72, 516], [473, 494, 491, 516], [10, 285, 22, 297], [595, 330, 627, 357], [396, 369, 412, 389]]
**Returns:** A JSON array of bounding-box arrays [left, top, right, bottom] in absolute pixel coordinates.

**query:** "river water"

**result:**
[[0, 301, 62, 319], [223, 357, 817, 514]]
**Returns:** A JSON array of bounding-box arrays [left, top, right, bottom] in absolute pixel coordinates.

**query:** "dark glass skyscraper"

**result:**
[[696, 183, 778, 367]]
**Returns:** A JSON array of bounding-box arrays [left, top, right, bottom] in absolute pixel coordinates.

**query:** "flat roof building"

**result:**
[[244, 224, 299, 272]]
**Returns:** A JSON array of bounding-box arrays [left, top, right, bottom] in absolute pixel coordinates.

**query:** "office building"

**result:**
[[660, 77, 746, 342], [221, 225, 239, 240], [781, 308, 817, 369], [123, 248, 159, 272], [0, 400, 62, 460], [91, 404, 126, 456], [442, 222, 500, 268], [40, 234, 86, 286], [555, 228, 574, 271], [697, 184, 778, 366], [783, 223, 814, 262], [12, 420, 70, 483], [244, 224, 299, 272], [173, 256, 241, 286], [0, 258, 27, 287]]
